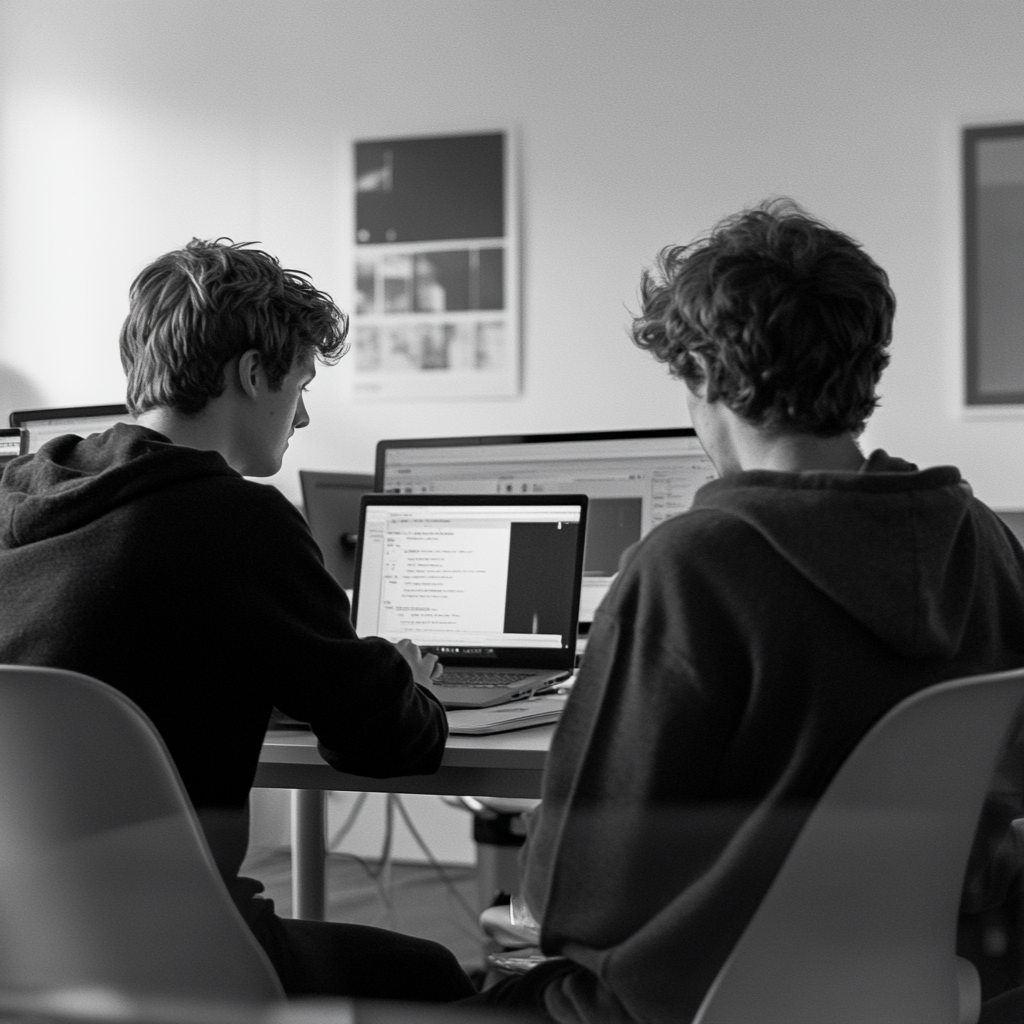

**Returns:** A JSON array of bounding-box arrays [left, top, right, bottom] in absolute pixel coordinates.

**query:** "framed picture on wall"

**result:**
[[964, 123, 1024, 407], [350, 131, 520, 402]]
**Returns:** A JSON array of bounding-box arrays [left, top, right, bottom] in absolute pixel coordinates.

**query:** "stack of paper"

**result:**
[[446, 694, 568, 734]]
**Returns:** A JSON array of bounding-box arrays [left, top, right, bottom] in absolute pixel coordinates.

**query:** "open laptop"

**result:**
[[9, 404, 134, 455], [0, 429, 22, 468], [352, 494, 587, 709]]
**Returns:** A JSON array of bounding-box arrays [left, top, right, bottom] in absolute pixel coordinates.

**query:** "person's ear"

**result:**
[[683, 352, 710, 401], [236, 350, 262, 401]]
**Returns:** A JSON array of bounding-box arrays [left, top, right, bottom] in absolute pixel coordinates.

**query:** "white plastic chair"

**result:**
[[0, 665, 285, 1003], [692, 666, 1024, 1024]]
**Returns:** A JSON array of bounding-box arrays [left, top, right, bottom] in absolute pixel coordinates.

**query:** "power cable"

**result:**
[[327, 791, 368, 849], [391, 794, 482, 931]]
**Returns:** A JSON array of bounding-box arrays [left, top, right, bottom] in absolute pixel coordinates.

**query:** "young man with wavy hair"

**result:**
[[0, 239, 474, 1002], [472, 201, 1024, 1022]]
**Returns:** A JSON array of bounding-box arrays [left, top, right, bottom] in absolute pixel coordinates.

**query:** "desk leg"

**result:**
[[290, 789, 326, 921]]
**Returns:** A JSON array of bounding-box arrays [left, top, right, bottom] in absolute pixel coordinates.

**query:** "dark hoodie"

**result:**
[[0, 424, 446, 904], [522, 452, 1024, 1024]]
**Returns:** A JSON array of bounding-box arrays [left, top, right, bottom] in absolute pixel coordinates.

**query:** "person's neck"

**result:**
[[136, 405, 240, 469], [721, 409, 866, 474], [745, 433, 866, 473], [737, 425, 864, 473]]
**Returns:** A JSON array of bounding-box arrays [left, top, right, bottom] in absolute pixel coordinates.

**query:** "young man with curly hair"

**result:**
[[472, 201, 1024, 1022], [0, 239, 474, 1002]]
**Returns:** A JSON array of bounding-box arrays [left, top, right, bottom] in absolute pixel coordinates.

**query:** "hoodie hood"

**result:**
[[692, 450, 977, 659], [0, 423, 236, 549]]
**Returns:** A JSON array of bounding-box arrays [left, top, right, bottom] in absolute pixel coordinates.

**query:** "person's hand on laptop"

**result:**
[[395, 638, 444, 686]]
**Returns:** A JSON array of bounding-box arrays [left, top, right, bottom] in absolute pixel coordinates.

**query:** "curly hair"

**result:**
[[631, 199, 895, 436], [120, 238, 349, 416]]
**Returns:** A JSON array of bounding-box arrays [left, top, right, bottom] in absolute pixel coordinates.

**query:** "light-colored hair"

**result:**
[[120, 238, 348, 416]]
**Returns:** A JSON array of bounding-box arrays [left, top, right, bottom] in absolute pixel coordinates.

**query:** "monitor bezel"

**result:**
[[9, 403, 130, 428], [9, 404, 131, 456], [374, 426, 699, 491]]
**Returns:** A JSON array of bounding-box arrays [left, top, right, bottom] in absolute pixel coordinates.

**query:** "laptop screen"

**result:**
[[9, 405, 134, 455], [0, 430, 22, 467], [353, 495, 587, 669], [375, 428, 716, 627]]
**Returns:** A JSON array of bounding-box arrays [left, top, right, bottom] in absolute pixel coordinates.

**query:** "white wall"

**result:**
[[2, 0, 1024, 507]]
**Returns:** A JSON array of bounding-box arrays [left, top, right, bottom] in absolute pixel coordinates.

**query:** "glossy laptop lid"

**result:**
[[299, 471, 374, 591]]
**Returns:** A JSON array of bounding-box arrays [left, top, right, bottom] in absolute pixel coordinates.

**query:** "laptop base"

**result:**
[[431, 672, 569, 709]]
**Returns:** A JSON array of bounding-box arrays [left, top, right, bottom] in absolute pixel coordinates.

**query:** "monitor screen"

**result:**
[[0, 429, 22, 467], [9, 405, 134, 455], [375, 428, 717, 626], [998, 511, 1024, 547]]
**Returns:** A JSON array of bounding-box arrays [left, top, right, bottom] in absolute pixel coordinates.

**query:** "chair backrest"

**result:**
[[0, 665, 284, 1003], [693, 666, 1024, 1024]]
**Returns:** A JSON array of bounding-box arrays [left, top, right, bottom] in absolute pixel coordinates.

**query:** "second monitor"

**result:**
[[375, 428, 717, 628], [299, 471, 374, 591]]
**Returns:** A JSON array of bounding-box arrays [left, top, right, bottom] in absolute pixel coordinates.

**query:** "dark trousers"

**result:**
[[232, 875, 474, 1002], [460, 959, 577, 1021], [262, 913, 476, 1002]]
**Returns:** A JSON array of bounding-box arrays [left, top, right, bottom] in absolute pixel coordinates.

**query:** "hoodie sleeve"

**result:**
[[209, 480, 447, 778]]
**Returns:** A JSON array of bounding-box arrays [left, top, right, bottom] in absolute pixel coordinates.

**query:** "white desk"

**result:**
[[255, 726, 553, 920]]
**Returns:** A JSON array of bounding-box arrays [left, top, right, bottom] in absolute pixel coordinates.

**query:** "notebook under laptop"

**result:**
[[352, 494, 588, 709]]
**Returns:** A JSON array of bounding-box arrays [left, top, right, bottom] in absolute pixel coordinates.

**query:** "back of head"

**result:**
[[120, 238, 349, 416], [632, 199, 896, 437]]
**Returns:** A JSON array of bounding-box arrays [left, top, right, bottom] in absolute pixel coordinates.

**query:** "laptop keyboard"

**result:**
[[437, 671, 537, 688]]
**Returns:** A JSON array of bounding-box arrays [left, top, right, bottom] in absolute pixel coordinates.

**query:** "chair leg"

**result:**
[[475, 842, 523, 914], [291, 789, 326, 921]]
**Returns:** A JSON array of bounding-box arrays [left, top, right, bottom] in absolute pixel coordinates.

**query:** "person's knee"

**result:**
[[277, 918, 473, 1001], [389, 935, 475, 1000]]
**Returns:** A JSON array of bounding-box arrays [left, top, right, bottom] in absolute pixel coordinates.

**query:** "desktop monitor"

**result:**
[[998, 511, 1024, 547], [299, 470, 375, 590], [375, 428, 717, 628], [9, 404, 134, 455], [0, 429, 22, 467]]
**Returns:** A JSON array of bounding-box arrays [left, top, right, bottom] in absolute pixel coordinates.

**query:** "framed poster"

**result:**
[[964, 123, 1024, 407], [351, 131, 520, 401]]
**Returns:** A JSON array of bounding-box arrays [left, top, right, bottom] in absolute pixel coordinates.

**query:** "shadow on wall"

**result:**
[[0, 363, 45, 427]]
